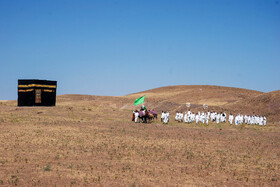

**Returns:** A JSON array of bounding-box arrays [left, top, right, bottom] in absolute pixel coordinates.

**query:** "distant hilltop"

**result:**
[[54, 85, 280, 123], [125, 85, 280, 122], [3, 85, 278, 123]]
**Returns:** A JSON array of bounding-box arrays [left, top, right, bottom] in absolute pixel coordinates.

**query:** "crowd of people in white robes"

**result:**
[[233, 114, 267, 126], [175, 112, 184, 122], [173, 110, 227, 125], [164, 110, 267, 126], [134, 109, 267, 126]]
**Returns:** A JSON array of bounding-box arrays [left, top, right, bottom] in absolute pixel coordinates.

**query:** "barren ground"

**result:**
[[0, 86, 280, 186]]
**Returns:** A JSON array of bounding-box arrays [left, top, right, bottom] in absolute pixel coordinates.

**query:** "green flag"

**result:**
[[134, 95, 145, 106]]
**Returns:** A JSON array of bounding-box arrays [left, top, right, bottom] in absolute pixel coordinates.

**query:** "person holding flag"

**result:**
[[134, 95, 147, 123]]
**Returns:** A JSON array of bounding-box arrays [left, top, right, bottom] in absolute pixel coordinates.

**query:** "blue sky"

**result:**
[[0, 0, 279, 100]]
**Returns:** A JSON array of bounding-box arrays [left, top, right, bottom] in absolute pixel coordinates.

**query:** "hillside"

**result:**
[[0, 85, 280, 186], [125, 86, 279, 122], [126, 85, 262, 105], [2, 85, 278, 122], [225, 90, 280, 122], [54, 85, 279, 122]]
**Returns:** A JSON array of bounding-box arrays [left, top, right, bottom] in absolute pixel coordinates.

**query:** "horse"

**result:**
[[138, 109, 158, 123], [149, 110, 158, 119], [139, 110, 148, 123]]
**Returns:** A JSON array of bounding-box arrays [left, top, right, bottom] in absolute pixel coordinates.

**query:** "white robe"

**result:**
[[134, 112, 139, 123]]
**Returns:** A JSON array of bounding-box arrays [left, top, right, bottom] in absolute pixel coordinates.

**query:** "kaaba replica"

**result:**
[[18, 79, 57, 106]]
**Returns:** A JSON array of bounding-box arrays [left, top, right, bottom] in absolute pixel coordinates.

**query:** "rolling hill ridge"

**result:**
[[55, 85, 279, 122]]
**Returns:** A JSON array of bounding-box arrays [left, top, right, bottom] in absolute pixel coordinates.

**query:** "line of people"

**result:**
[[164, 110, 267, 126], [232, 114, 267, 126], [133, 109, 267, 126], [174, 110, 227, 125]]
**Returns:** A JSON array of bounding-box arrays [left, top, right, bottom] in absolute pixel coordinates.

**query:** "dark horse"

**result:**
[[149, 110, 158, 120], [139, 110, 148, 123], [139, 110, 157, 123]]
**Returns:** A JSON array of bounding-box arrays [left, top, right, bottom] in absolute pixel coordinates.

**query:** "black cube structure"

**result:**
[[18, 79, 57, 106]]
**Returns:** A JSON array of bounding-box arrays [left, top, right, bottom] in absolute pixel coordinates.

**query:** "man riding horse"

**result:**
[[138, 105, 157, 123], [139, 105, 148, 123]]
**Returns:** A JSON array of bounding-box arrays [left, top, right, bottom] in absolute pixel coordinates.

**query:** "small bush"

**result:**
[[44, 164, 51, 171]]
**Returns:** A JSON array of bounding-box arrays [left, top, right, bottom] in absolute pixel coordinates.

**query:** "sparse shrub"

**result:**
[[10, 175, 19, 186], [54, 155, 59, 160], [44, 164, 51, 171], [70, 180, 76, 185], [131, 181, 136, 187]]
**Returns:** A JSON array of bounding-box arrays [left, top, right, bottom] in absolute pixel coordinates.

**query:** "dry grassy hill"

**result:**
[[54, 85, 279, 122], [0, 85, 280, 186], [127, 85, 262, 104], [225, 90, 280, 122], [6, 84, 270, 118], [126, 85, 261, 107], [123, 85, 279, 122]]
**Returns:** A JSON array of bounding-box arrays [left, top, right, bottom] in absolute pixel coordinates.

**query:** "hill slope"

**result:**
[[125, 85, 279, 122], [55, 85, 278, 122], [127, 85, 262, 105], [225, 90, 280, 122], [1, 92, 280, 186]]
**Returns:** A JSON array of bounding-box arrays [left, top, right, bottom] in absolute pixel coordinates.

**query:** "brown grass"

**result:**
[[0, 93, 280, 186]]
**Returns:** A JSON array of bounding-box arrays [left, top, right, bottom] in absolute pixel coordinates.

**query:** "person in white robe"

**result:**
[[216, 113, 220, 124], [235, 114, 240, 125], [195, 114, 199, 124], [134, 110, 139, 123], [263, 116, 267, 126], [175, 112, 179, 121], [206, 113, 209, 125], [163, 111, 169, 124], [161, 111, 165, 122], [229, 114, 234, 125]]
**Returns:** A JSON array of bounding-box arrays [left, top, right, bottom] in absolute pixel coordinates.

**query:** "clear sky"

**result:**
[[0, 0, 279, 100]]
